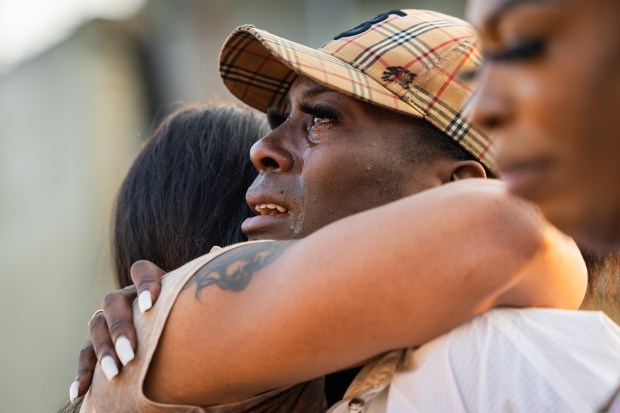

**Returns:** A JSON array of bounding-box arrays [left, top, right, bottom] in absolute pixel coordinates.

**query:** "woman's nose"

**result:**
[[469, 65, 512, 132]]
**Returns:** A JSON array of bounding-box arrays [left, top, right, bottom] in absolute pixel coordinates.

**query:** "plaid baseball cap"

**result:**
[[219, 9, 496, 174]]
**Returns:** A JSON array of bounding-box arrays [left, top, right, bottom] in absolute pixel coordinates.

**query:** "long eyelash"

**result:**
[[459, 40, 544, 82], [486, 39, 544, 62], [267, 108, 287, 130]]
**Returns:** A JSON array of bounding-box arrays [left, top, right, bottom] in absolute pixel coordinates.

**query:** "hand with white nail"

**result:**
[[69, 261, 165, 402], [115, 335, 135, 366], [138, 290, 153, 313], [101, 355, 119, 381]]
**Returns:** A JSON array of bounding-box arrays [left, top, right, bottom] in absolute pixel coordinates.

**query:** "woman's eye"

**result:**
[[486, 39, 545, 63]]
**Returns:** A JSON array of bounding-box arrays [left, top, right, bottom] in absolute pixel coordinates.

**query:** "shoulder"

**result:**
[[408, 309, 620, 411], [420, 179, 587, 309], [160, 240, 279, 288], [446, 180, 588, 310], [201, 379, 326, 412], [446, 308, 620, 345]]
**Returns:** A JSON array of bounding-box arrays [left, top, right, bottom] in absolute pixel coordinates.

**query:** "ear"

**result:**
[[449, 160, 487, 181]]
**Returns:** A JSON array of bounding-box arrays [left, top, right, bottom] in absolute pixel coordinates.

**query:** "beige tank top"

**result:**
[[80, 241, 326, 412]]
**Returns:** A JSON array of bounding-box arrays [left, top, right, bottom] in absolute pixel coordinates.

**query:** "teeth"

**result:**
[[255, 203, 288, 215]]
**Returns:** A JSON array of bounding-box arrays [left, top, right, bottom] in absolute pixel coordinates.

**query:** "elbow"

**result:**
[[481, 186, 548, 262]]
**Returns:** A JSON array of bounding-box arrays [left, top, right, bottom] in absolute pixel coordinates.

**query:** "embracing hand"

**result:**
[[69, 260, 165, 403]]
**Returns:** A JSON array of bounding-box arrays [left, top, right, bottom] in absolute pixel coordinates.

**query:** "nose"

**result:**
[[469, 65, 512, 132], [249, 128, 295, 173]]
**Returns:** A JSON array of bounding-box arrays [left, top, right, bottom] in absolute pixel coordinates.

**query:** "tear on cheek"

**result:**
[[308, 123, 333, 144]]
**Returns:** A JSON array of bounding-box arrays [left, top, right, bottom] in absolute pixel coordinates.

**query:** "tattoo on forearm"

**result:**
[[184, 242, 289, 300]]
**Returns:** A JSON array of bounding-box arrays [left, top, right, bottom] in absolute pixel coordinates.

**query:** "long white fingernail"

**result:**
[[138, 291, 152, 313], [115, 335, 135, 366], [101, 356, 119, 381], [69, 380, 79, 403]]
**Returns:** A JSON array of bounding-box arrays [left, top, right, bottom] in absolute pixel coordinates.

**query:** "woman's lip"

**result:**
[[502, 159, 552, 197]]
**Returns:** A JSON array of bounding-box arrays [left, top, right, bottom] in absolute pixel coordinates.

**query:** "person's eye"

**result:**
[[308, 115, 335, 143], [312, 116, 334, 128], [486, 39, 545, 63], [307, 112, 336, 142], [300, 104, 339, 143]]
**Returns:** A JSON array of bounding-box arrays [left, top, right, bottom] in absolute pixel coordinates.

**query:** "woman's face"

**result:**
[[467, 0, 620, 247]]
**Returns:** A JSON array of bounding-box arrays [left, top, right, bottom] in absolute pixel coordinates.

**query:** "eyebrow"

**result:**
[[269, 84, 336, 111], [486, 0, 555, 29]]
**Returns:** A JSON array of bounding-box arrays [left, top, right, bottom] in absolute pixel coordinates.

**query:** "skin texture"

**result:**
[[78, 79, 587, 405], [467, 0, 620, 247], [242, 77, 485, 240], [145, 179, 586, 405]]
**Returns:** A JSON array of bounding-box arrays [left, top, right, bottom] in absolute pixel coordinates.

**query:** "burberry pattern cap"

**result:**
[[219, 9, 496, 174]]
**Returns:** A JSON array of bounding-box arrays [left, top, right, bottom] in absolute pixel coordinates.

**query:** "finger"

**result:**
[[130, 260, 165, 313], [89, 310, 120, 380], [101, 291, 137, 366], [119, 284, 138, 301], [71, 340, 97, 400]]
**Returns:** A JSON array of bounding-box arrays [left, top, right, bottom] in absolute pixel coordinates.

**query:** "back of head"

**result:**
[[112, 103, 268, 287]]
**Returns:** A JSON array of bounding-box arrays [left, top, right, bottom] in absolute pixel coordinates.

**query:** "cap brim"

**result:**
[[219, 25, 424, 118]]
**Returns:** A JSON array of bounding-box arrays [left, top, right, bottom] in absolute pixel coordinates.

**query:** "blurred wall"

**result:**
[[0, 1, 467, 411], [0, 20, 148, 412], [141, 0, 466, 109]]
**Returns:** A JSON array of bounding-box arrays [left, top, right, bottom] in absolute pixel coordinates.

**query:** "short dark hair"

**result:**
[[111, 103, 268, 287], [403, 116, 496, 178]]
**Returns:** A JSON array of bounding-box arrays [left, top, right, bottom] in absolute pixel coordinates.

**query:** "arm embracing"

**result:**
[[145, 179, 586, 405]]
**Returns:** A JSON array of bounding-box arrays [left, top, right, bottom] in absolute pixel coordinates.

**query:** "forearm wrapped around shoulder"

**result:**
[[446, 179, 587, 310]]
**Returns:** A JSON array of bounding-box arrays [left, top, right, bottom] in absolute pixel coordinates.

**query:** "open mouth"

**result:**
[[254, 203, 288, 216], [242, 201, 292, 238]]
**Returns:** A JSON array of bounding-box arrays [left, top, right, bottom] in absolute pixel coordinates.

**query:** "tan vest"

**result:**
[[80, 242, 326, 412]]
